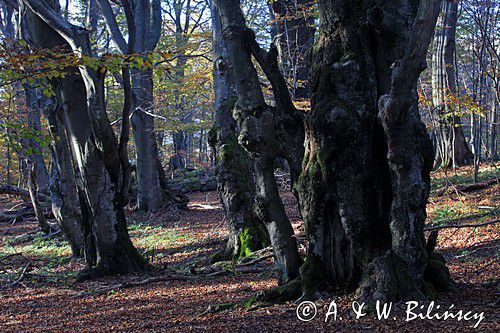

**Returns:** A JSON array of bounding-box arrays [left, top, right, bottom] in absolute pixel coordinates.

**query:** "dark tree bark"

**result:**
[[431, 0, 473, 168], [270, 0, 315, 99], [298, 0, 453, 303], [215, 0, 304, 284], [45, 101, 84, 257], [21, 0, 146, 279], [209, 1, 269, 262]]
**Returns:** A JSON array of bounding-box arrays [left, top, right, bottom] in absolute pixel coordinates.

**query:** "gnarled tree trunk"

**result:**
[[298, 0, 453, 303], [209, 2, 268, 262], [22, 0, 146, 279], [215, 0, 303, 284], [45, 101, 84, 257]]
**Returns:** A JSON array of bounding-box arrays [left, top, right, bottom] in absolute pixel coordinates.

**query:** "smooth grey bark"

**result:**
[[215, 0, 303, 284], [298, 0, 452, 303], [21, 0, 146, 279], [431, 0, 472, 168], [270, 0, 315, 99], [0, 0, 15, 38], [209, 1, 268, 262], [130, 68, 163, 211]]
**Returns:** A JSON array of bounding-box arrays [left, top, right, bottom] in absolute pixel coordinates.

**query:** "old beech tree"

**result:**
[[8, 0, 457, 304], [21, 0, 146, 279], [216, 0, 453, 303]]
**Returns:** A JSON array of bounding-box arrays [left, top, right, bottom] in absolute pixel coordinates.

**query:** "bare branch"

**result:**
[[95, 0, 128, 53]]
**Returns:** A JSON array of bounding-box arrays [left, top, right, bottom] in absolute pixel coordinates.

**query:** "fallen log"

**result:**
[[0, 205, 53, 223], [424, 218, 499, 231], [436, 177, 499, 196], [0, 185, 50, 202], [168, 176, 217, 193], [0, 206, 33, 223]]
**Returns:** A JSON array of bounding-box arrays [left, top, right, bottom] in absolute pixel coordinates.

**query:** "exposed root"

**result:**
[[243, 279, 302, 309], [200, 302, 237, 315]]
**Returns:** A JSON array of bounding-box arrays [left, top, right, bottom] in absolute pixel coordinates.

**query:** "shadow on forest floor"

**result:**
[[0, 163, 498, 332]]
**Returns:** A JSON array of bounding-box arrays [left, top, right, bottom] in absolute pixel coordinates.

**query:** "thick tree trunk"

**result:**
[[130, 68, 163, 211], [270, 0, 315, 99], [298, 0, 453, 303], [22, 0, 146, 279], [431, 0, 472, 168], [209, 101, 269, 262], [215, 0, 302, 284], [45, 102, 84, 257], [54, 70, 145, 278], [210, 2, 269, 261]]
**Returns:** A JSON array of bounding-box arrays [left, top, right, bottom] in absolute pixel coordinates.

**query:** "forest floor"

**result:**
[[0, 164, 498, 332]]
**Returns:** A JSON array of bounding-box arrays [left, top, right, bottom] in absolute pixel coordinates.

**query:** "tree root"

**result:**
[[10, 261, 32, 287], [200, 302, 237, 315], [200, 279, 302, 315], [243, 278, 302, 310], [238, 253, 273, 267]]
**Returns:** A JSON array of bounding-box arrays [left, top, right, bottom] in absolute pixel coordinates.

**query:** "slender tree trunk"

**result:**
[[171, 47, 189, 171], [27, 160, 51, 233], [491, 90, 498, 161], [431, 0, 472, 168], [5, 122, 11, 184], [95, 0, 171, 212], [130, 68, 163, 211]]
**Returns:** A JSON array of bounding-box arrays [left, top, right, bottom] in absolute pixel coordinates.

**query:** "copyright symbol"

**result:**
[[296, 301, 317, 322]]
